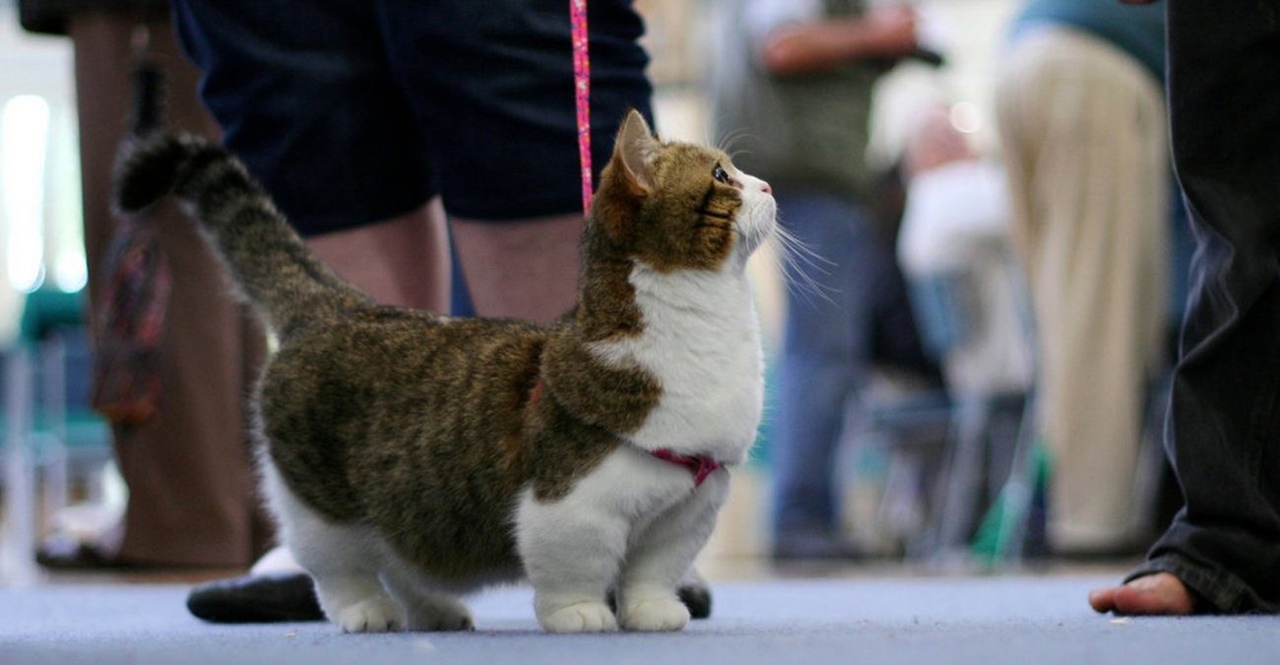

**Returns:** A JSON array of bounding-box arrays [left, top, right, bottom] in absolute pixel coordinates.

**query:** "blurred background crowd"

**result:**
[[0, 0, 1186, 583]]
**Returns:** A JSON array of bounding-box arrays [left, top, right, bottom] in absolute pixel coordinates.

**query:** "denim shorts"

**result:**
[[171, 0, 652, 236]]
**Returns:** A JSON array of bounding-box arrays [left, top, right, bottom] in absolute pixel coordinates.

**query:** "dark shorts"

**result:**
[[171, 0, 653, 236]]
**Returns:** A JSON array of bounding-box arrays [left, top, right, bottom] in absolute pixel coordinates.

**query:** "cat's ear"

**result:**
[[616, 109, 659, 193]]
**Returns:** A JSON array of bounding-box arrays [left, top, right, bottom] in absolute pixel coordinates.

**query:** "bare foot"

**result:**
[[1088, 572, 1196, 615]]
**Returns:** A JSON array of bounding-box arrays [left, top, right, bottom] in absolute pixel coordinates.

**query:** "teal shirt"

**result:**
[[1012, 0, 1166, 83]]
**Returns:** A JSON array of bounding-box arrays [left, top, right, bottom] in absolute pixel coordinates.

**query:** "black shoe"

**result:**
[[36, 533, 177, 572], [187, 572, 324, 623], [36, 537, 124, 571]]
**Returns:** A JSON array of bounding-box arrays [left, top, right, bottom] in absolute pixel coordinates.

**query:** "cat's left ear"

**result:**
[[616, 109, 659, 193]]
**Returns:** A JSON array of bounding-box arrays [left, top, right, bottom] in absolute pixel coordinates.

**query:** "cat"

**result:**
[[114, 109, 776, 633]]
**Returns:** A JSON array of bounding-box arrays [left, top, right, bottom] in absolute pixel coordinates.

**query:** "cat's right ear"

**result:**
[[616, 109, 658, 194]]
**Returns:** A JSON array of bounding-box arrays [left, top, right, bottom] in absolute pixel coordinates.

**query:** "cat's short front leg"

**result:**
[[516, 487, 628, 633], [617, 471, 729, 632], [617, 583, 690, 632], [535, 594, 620, 633], [522, 523, 623, 633]]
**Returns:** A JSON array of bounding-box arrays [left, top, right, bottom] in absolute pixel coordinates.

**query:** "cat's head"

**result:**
[[589, 110, 775, 273]]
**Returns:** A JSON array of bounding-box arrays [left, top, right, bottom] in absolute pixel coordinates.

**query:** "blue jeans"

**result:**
[[1129, 0, 1280, 613], [770, 189, 934, 542]]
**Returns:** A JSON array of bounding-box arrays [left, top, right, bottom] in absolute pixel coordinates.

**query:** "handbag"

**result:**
[[89, 25, 170, 426]]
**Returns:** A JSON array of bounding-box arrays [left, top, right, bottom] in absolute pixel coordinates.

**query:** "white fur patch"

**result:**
[[516, 447, 730, 632], [590, 174, 775, 464], [593, 267, 763, 463]]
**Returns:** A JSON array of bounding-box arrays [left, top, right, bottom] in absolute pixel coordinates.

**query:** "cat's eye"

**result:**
[[712, 164, 731, 185]]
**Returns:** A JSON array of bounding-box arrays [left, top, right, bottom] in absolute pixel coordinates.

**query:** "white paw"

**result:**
[[620, 598, 690, 632], [538, 601, 619, 633], [331, 597, 406, 633], [406, 601, 476, 632]]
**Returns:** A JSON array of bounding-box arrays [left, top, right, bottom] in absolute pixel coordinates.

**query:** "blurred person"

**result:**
[[994, 0, 1169, 558], [898, 106, 1032, 410], [1089, 0, 1280, 615], [19, 0, 272, 570], [710, 0, 941, 560]]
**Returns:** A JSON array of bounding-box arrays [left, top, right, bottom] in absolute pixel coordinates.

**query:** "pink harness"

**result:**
[[527, 379, 723, 488], [649, 449, 725, 488]]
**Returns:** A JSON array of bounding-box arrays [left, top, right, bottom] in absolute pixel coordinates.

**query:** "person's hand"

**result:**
[[761, 5, 920, 75], [860, 6, 920, 60], [903, 106, 973, 179]]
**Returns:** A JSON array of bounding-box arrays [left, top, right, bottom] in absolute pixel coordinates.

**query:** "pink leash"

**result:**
[[571, 0, 593, 216], [570, 5, 726, 489]]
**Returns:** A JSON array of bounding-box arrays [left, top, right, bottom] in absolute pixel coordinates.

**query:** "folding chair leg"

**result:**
[[2, 348, 38, 585]]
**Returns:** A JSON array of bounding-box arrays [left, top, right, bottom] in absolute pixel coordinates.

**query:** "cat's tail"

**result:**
[[114, 133, 373, 336]]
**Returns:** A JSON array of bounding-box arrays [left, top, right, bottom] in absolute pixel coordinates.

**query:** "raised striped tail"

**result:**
[[113, 133, 373, 336]]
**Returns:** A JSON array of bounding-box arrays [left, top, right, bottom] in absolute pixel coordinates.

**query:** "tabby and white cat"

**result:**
[[115, 110, 775, 633]]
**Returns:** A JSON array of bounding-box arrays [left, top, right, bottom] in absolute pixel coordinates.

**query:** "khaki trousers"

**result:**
[[996, 27, 1169, 551], [69, 13, 270, 567]]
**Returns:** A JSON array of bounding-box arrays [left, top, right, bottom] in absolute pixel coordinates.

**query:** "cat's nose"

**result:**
[[760, 180, 772, 194]]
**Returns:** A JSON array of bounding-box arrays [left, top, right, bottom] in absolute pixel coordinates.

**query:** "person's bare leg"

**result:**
[[450, 213, 584, 323], [1088, 572, 1196, 616], [307, 198, 450, 312]]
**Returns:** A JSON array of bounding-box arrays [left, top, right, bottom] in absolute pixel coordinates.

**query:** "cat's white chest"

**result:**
[[591, 264, 764, 464]]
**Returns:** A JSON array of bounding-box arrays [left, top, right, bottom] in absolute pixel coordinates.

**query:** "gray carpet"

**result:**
[[1, 575, 1275, 665]]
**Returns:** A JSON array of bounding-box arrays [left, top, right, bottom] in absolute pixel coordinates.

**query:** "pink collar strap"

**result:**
[[650, 449, 724, 488], [526, 378, 723, 487]]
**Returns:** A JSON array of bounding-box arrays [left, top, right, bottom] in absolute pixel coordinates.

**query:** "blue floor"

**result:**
[[1, 575, 1275, 665]]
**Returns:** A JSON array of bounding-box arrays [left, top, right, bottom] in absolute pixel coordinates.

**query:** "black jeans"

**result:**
[[1131, 0, 1280, 613]]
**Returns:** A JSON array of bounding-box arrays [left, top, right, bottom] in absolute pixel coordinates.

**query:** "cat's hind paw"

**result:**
[[406, 598, 476, 632], [330, 597, 406, 633], [537, 601, 619, 633], [620, 598, 690, 632]]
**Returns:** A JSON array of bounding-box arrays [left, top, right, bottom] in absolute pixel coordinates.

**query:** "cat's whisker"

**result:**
[[768, 222, 837, 307], [714, 126, 756, 161]]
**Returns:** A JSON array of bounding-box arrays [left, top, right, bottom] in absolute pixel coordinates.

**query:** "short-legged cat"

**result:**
[[114, 110, 775, 633]]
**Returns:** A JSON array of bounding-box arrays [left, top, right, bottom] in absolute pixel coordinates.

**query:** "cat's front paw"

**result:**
[[620, 598, 690, 632], [331, 597, 406, 633], [537, 601, 619, 633], [409, 611, 474, 632]]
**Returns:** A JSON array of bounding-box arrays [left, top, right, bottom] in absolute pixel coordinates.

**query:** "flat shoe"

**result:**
[[35, 535, 151, 571], [187, 572, 324, 623]]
